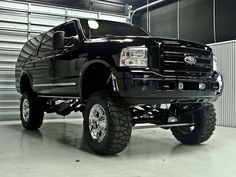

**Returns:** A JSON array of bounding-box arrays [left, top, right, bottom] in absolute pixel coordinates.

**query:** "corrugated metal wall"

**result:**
[[209, 41, 236, 128], [0, 0, 128, 120]]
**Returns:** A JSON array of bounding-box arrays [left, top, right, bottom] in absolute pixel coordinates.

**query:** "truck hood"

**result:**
[[86, 36, 211, 51]]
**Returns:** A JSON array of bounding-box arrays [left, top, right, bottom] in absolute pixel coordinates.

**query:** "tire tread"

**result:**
[[20, 92, 44, 130], [84, 92, 132, 155], [171, 103, 216, 144]]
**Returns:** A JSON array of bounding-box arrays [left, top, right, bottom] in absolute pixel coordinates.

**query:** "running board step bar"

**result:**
[[132, 117, 193, 127], [38, 95, 80, 99], [155, 123, 194, 128], [134, 123, 194, 129]]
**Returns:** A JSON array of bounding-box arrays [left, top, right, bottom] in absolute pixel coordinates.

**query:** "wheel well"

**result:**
[[20, 74, 32, 94], [81, 63, 114, 100]]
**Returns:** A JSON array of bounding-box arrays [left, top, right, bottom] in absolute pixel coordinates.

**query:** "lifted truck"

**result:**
[[15, 19, 223, 155]]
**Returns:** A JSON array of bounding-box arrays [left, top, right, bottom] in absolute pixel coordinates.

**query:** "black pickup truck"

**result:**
[[15, 18, 223, 155]]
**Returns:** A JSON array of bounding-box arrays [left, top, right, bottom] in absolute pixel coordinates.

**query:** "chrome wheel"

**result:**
[[89, 104, 107, 143], [84, 92, 132, 155], [22, 99, 30, 122]]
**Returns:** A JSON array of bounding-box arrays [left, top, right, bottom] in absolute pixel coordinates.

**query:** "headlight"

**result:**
[[213, 55, 218, 71], [119, 46, 148, 67]]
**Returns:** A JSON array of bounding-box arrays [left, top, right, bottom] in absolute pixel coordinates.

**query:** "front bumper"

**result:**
[[113, 69, 223, 105]]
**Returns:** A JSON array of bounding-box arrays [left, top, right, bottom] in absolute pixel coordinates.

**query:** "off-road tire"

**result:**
[[171, 103, 216, 144], [83, 92, 132, 155], [20, 92, 44, 130]]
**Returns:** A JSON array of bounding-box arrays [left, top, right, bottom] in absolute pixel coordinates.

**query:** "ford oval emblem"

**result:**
[[184, 56, 197, 65]]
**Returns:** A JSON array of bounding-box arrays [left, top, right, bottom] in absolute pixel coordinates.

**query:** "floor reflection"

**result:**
[[7, 121, 92, 153], [1, 120, 235, 177], [4, 120, 216, 157]]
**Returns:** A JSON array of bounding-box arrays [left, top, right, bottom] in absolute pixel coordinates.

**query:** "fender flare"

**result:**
[[79, 60, 114, 101], [19, 71, 33, 93]]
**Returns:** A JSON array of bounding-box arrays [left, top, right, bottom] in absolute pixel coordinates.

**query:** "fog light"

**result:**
[[178, 82, 184, 90], [199, 83, 206, 90]]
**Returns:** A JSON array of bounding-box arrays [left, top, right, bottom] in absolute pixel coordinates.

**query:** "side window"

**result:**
[[20, 34, 43, 61], [38, 30, 54, 57], [29, 35, 43, 57], [36, 22, 78, 57], [55, 22, 78, 46]]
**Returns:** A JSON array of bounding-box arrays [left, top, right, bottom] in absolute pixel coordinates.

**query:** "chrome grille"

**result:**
[[160, 44, 213, 78]]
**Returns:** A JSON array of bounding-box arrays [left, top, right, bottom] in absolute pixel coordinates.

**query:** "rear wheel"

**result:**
[[83, 92, 132, 155], [171, 103, 216, 144], [20, 92, 44, 130]]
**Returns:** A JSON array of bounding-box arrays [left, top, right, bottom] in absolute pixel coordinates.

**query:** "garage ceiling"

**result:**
[[14, 0, 146, 9]]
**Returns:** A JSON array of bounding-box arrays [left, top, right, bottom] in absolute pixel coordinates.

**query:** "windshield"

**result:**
[[80, 19, 150, 39]]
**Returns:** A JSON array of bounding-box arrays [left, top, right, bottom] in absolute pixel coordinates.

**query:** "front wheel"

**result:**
[[20, 92, 44, 130], [83, 92, 132, 155], [171, 103, 216, 144]]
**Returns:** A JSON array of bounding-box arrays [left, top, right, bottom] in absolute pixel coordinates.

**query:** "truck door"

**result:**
[[32, 30, 54, 94], [50, 21, 80, 96]]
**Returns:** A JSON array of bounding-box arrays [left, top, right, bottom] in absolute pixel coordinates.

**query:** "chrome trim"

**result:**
[[132, 77, 160, 81], [184, 56, 197, 65], [131, 71, 210, 81], [111, 73, 119, 92], [134, 123, 194, 129], [22, 98, 30, 122], [164, 60, 184, 64], [164, 70, 175, 73], [50, 83, 76, 86], [130, 70, 165, 77], [106, 72, 119, 91], [145, 123, 193, 128], [33, 82, 76, 87], [33, 83, 48, 87], [89, 104, 107, 143], [37, 95, 80, 99], [217, 74, 223, 94]]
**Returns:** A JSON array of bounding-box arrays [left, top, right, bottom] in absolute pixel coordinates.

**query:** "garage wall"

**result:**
[[149, 1, 178, 39], [0, 0, 128, 120], [178, 0, 214, 44], [134, 0, 236, 44], [133, 0, 214, 43], [209, 41, 236, 128], [215, 0, 236, 42]]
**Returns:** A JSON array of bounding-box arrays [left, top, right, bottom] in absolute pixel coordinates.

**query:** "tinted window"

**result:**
[[37, 22, 78, 57], [80, 19, 149, 39], [38, 30, 54, 57], [19, 34, 43, 61], [55, 22, 78, 46]]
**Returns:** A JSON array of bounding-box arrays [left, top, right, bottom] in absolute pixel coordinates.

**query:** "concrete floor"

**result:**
[[0, 118, 235, 177]]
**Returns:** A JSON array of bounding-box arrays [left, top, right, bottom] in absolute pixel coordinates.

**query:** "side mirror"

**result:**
[[52, 31, 65, 50]]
